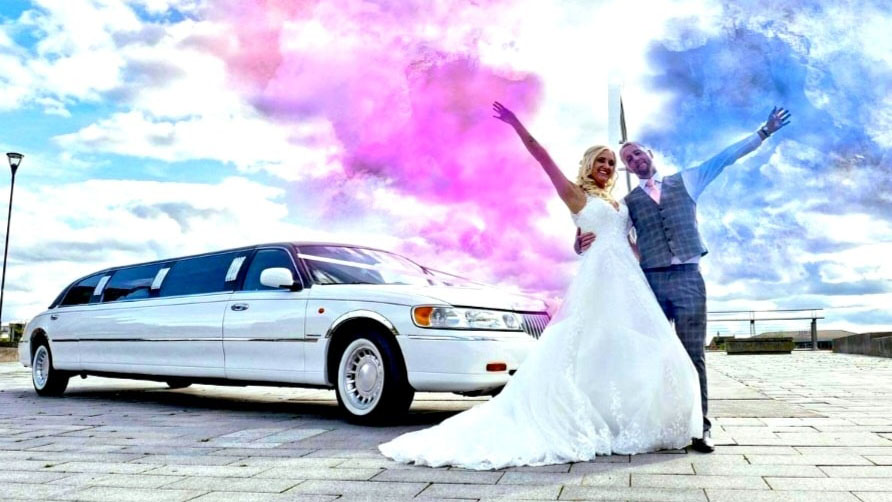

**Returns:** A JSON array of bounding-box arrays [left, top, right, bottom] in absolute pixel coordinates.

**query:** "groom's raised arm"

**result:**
[[681, 106, 791, 200]]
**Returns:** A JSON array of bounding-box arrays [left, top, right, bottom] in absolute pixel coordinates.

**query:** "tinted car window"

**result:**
[[243, 249, 296, 291], [160, 252, 239, 297], [59, 274, 104, 306], [102, 264, 163, 302]]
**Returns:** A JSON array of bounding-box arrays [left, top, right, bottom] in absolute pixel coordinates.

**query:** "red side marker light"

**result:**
[[486, 362, 508, 372]]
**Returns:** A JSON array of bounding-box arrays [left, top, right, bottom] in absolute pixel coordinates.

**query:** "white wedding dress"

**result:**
[[379, 196, 703, 470]]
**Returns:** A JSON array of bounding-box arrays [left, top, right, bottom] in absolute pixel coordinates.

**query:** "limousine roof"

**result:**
[[86, 241, 409, 276], [49, 241, 421, 309]]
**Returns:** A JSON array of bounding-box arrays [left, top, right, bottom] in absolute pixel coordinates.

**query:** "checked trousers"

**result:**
[[643, 263, 711, 434]]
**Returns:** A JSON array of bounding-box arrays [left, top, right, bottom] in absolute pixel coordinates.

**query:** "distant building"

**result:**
[[752, 330, 856, 350], [705, 335, 736, 351], [0, 322, 26, 344]]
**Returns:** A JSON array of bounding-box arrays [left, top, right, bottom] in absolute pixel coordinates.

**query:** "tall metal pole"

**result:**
[[810, 317, 818, 350], [619, 97, 630, 193], [0, 154, 21, 325], [607, 83, 631, 193]]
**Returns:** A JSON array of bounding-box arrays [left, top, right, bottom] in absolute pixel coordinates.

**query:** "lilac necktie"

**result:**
[[646, 178, 661, 204]]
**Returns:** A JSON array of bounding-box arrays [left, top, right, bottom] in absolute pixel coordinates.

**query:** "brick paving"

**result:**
[[1, 351, 891, 501]]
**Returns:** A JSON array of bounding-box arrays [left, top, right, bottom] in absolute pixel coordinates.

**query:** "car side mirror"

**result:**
[[259, 268, 301, 291]]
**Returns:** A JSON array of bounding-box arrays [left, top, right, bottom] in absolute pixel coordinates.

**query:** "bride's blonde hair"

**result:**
[[575, 145, 617, 203]]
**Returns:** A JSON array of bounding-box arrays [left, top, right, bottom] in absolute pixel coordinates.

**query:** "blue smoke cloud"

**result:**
[[636, 0, 892, 321], [644, 3, 890, 172]]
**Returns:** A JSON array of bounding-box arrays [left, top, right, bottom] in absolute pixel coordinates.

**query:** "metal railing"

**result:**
[[707, 309, 825, 350]]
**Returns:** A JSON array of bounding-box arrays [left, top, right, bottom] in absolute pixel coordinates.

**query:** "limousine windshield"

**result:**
[[298, 245, 434, 286]]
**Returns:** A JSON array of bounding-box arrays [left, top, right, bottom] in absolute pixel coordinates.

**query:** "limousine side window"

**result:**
[[102, 264, 164, 302], [243, 249, 295, 291], [160, 252, 240, 297], [59, 274, 104, 306]]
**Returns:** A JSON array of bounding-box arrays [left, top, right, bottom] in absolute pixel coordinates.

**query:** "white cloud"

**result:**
[[127, 0, 203, 16], [4, 176, 341, 320], [3, 3, 344, 181], [0, 2, 133, 110], [25, 0, 139, 100], [0, 51, 37, 111], [54, 110, 343, 180], [867, 95, 892, 148], [812, 242, 892, 283], [798, 213, 892, 246]]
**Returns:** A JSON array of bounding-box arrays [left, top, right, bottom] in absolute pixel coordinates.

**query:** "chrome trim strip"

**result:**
[[325, 310, 399, 338], [227, 337, 317, 343], [93, 275, 111, 296], [77, 338, 222, 342], [521, 313, 550, 339], [51, 294, 236, 311], [405, 334, 502, 342], [225, 256, 246, 282], [297, 253, 382, 270], [72, 337, 314, 343], [151, 268, 170, 290]]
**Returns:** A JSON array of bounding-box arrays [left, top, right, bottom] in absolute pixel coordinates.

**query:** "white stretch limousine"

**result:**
[[19, 243, 549, 421]]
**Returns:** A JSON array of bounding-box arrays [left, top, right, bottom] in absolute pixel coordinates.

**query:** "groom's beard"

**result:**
[[631, 161, 652, 178]]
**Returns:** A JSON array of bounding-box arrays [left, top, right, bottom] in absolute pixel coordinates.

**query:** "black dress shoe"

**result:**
[[691, 432, 715, 453]]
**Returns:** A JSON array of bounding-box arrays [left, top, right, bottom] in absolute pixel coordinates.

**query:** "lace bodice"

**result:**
[[573, 197, 630, 236], [572, 197, 633, 253]]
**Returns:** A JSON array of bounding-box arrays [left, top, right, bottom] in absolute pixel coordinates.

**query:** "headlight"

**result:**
[[412, 306, 523, 331]]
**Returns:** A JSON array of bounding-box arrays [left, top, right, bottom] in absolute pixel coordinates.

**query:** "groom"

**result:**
[[575, 107, 791, 453]]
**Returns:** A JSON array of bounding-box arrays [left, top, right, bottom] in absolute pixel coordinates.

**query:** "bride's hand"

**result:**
[[574, 228, 596, 255], [492, 101, 520, 127]]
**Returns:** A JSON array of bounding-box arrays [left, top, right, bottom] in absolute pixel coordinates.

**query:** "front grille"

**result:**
[[521, 313, 550, 339]]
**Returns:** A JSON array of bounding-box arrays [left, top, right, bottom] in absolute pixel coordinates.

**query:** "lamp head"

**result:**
[[6, 152, 23, 172]]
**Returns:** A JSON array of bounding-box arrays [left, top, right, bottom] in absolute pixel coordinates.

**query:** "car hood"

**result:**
[[308, 284, 548, 312]]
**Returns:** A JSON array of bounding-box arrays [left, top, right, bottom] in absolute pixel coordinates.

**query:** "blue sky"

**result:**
[[0, 0, 889, 336], [635, 0, 892, 333]]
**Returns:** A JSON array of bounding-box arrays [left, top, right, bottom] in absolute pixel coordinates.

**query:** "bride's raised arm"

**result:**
[[492, 101, 586, 214]]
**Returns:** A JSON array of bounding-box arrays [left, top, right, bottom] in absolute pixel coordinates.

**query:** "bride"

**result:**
[[378, 102, 702, 470]]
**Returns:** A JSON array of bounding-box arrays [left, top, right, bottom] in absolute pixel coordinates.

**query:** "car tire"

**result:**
[[31, 341, 70, 397], [335, 331, 414, 424]]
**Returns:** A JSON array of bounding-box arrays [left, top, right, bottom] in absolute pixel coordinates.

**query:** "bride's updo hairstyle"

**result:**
[[575, 145, 617, 204]]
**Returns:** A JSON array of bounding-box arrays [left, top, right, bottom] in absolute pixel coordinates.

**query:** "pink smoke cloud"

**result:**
[[212, 0, 579, 298]]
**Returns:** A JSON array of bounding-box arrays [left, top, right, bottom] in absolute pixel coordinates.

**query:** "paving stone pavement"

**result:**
[[1, 351, 891, 501]]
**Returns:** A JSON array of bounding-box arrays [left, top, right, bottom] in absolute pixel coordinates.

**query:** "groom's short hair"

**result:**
[[619, 142, 648, 163]]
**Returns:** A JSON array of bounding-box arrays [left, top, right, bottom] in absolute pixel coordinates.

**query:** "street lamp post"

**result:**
[[0, 153, 23, 325]]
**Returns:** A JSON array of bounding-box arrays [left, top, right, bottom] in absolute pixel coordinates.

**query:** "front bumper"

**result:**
[[397, 331, 536, 392], [18, 338, 30, 367]]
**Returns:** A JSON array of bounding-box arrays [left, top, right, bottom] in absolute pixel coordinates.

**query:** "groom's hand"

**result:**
[[574, 227, 596, 255], [763, 106, 791, 135]]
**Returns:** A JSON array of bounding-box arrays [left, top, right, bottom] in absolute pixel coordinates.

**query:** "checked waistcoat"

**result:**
[[625, 172, 707, 270]]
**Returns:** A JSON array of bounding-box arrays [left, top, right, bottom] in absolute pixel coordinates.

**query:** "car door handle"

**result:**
[[230, 303, 249, 312], [50, 314, 59, 320]]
